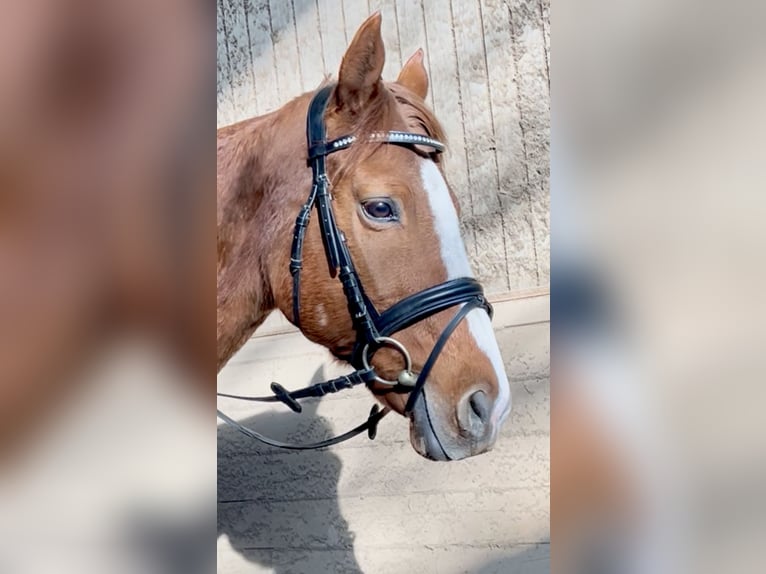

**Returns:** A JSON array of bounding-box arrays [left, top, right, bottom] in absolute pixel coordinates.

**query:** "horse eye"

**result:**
[[362, 199, 397, 221]]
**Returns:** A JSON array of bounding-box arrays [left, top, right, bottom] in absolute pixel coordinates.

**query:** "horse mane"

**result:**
[[332, 81, 446, 184], [386, 82, 446, 143]]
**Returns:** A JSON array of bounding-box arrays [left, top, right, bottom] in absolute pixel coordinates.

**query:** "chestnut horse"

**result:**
[[217, 14, 510, 460]]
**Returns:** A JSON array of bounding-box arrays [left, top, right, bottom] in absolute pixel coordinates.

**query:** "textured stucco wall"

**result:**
[[217, 0, 550, 295]]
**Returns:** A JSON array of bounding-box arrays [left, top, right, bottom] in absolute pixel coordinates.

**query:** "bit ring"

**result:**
[[361, 337, 416, 386]]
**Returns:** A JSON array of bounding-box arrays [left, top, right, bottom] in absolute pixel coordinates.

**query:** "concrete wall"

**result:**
[[217, 0, 550, 295], [218, 294, 550, 573]]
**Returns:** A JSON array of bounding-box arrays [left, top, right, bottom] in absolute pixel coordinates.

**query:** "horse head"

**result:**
[[281, 14, 511, 460]]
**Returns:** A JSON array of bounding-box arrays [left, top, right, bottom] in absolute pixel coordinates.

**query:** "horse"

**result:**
[[217, 13, 511, 461]]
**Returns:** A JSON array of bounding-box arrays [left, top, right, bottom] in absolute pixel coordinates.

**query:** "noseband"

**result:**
[[218, 85, 493, 450]]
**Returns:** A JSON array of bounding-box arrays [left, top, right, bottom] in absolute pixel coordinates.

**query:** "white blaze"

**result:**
[[419, 159, 511, 425]]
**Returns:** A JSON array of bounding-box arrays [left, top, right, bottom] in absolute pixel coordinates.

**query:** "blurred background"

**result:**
[[3, 0, 765, 572], [0, 1, 215, 573], [554, 0, 766, 572]]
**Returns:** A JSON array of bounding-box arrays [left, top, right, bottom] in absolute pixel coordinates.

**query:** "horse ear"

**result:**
[[336, 12, 385, 116], [397, 49, 429, 100]]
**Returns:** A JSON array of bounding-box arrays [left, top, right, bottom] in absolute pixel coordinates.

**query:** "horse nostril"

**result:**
[[458, 389, 492, 438], [469, 390, 491, 424]]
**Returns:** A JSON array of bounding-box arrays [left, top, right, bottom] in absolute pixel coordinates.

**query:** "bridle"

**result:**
[[217, 85, 493, 450]]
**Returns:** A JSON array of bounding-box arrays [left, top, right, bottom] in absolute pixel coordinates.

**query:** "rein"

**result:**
[[217, 85, 492, 450]]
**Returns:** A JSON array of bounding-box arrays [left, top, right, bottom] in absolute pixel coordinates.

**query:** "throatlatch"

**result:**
[[217, 85, 492, 450]]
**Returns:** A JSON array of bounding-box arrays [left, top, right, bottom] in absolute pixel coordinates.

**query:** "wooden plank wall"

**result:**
[[217, 0, 550, 294]]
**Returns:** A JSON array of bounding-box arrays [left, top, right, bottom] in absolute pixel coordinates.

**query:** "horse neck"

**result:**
[[217, 94, 312, 369]]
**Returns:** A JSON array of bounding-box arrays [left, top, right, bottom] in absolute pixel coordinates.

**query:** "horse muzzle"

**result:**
[[408, 387, 497, 461]]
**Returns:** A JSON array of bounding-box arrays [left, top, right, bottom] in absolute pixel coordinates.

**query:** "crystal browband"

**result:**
[[309, 131, 445, 160]]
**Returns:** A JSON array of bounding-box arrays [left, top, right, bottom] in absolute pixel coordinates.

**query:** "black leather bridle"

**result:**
[[217, 85, 493, 450]]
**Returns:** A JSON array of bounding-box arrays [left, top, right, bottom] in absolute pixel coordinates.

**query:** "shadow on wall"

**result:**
[[217, 366, 362, 574]]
